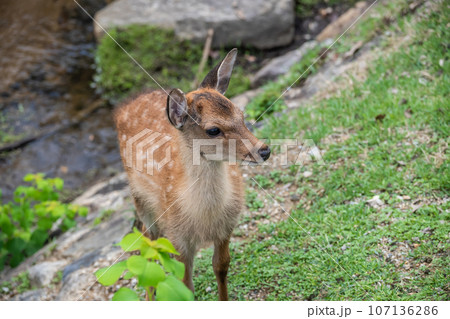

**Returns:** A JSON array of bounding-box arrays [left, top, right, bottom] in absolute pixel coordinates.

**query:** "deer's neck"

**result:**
[[177, 136, 230, 199]]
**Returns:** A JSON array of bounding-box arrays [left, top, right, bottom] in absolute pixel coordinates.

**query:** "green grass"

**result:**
[[93, 209, 114, 226], [1, 272, 32, 296], [193, 1, 449, 300], [94, 25, 250, 103]]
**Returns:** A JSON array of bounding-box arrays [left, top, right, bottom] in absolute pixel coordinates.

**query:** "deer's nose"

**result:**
[[258, 146, 271, 161]]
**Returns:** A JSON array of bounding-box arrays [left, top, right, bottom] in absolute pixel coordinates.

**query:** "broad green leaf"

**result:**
[[0, 213, 14, 236], [138, 262, 165, 287], [126, 255, 147, 275], [37, 218, 53, 231], [95, 261, 127, 286], [118, 233, 144, 252], [112, 287, 140, 301], [132, 227, 142, 235], [158, 252, 185, 279], [78, 206, 88, 217], [53, 178, 64, 190], [123, 271, 134, 280], [141, 245, 158, 259], [9, 253, 25, 268], [156, 276, 194, 301], [23, 174, 35, 182], [29, 229, 48, 248], [142, 236, 154, 247], [62, 218, 77, 230], [154, 237, 179, 254], [6, 237, 27, 253]]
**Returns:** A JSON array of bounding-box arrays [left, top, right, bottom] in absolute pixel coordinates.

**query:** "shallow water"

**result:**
[[0, 0, 122, 201]]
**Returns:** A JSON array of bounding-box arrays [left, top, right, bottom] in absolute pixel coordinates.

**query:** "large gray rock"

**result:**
[[94, 0, 295, 49], [28, 261, 67, 288], [251, 41, 317, 87]]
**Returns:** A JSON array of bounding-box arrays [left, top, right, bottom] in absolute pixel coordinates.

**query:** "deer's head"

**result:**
[[166, 49, 270, 164]]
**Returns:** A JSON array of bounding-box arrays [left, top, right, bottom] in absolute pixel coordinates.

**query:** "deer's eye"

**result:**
[[206, 127, 221, 137]]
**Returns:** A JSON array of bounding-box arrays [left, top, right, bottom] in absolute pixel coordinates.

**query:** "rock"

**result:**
[[94, 0, 295, 49], [73, 172, 129, 220], [60, 212, 134, 259], [316, 2, 369, 41], [420, 227, 433, 235], [230, 88, 263, 111], [63, 250, 104, 281], [303, 171, 313, 178], [12, 289, 47, 301], [251, 41, 317, 87], [28, 261, 67, 288], [57, 269, 94, 301], [367, 195, 384, 208]]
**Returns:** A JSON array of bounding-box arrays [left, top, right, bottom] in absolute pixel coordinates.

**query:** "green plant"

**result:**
[[0, 174, 88, 270], [52, 270, 63, 285], [93, 209, 114, 226], [0, 272, 32, 295], [252, 175, 274, 189], [245, 190, 265, 211], [95, 228, 194, 301]]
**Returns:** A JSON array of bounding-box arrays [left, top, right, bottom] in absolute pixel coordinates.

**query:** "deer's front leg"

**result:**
[[213, 238, 230, 301], [176, 251, 195, 293]]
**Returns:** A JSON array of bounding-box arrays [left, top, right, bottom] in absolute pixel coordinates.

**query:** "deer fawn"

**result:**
[[114, 49, 270, 300]]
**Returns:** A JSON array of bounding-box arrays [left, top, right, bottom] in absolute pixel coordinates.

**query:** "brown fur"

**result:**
[[114, 51, 269, 300]]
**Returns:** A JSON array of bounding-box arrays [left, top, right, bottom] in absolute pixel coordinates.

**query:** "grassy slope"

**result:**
[[193, 1, 449, 300]]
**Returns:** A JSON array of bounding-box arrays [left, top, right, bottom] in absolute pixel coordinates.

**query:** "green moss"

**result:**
[[94, 25, 250, 103]]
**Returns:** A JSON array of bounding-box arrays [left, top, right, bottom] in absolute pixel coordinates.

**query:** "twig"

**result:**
[[192, 28, 214, 89]]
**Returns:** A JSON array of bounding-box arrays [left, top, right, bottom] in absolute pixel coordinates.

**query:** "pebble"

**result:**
[[367, 195, 384, 207], [206, 286, 212, 292], [303, 171, 313, 178]]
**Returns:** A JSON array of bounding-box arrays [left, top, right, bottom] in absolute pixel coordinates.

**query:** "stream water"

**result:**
[[0, 0, 121, 201]]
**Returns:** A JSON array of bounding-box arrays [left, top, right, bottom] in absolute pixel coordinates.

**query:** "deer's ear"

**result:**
[[199, 48, 237, 95], [166, 88, 188, 129]]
